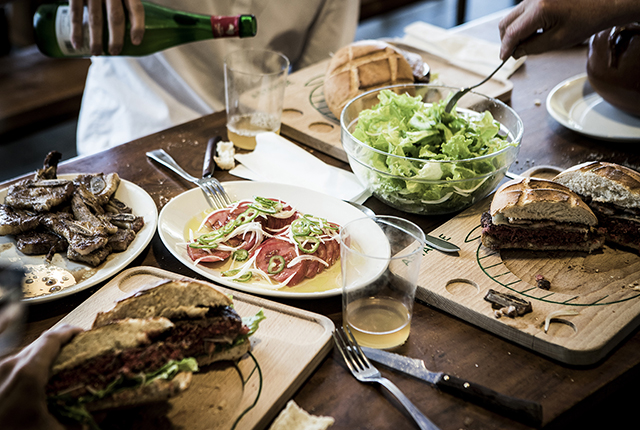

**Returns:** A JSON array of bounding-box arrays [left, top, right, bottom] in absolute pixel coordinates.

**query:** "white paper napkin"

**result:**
[[399, 21, 525, 81], [229, 133, 371, 204]]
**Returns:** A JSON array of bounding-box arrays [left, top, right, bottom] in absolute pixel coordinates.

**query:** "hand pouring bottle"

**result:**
[[33, 1, 257, 58]]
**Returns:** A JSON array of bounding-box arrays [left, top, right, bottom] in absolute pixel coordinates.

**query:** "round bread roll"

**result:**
[[553, 161, 640, 209], [490, 177, 598, 226], [324, 40, 419, 119]]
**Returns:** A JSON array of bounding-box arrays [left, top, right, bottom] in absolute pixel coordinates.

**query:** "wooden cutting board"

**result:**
[[280, 43, 513, 163], [54, 266, 334, 430], [416, 193, 640, 366]]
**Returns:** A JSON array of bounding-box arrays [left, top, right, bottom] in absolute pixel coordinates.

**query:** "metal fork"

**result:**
[[333, 327, 441, 430], [146, 149, 232, 209]]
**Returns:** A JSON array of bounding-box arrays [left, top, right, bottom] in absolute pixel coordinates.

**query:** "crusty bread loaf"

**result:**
[[52, 317, 174, 374], [490, 178, 598, 226], [553, 161, 640, 209], [93, 278, 232, 328], [324, 40, 416, 119]]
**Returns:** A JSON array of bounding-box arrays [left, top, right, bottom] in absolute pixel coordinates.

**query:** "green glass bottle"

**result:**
[[33, 2, 257, 58]]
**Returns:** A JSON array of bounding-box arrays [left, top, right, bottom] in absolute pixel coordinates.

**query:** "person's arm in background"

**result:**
[[0, 324, 82, 430], [499, 0, 640, 59], [69, 0, 145, 55], [294, 0, 359, 69]]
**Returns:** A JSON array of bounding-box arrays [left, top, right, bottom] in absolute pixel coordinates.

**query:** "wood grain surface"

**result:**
[[4, 13, 640, 430]]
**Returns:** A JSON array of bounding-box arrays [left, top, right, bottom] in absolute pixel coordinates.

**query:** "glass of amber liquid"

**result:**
[[224, 48, 290, 150], [341, 216, 425, 349]]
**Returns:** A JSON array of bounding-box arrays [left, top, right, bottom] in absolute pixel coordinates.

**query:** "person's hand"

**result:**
[[499, 0, 640, 60], [69, 0, 145, 55], [0, 324, 83, 430]]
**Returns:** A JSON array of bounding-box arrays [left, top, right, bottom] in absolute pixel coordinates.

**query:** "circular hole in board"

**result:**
[[445, 278, 479, 295], [542, 319, 578, 338], [282, 108, 303, 118], [308, 122, 335, 133]]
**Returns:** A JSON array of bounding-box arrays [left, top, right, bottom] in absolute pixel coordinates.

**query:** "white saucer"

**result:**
[[546, 73, 640, 142]]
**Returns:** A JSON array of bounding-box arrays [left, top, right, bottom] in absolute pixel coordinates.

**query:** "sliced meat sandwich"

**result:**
[[47, 317, 196, 419], [553, 161, 640, 252], [480, 177, 605, 252], [47, 278, 264, 426], [92, 278, 264, 365]]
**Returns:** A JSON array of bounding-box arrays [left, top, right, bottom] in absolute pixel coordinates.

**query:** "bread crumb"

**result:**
[[534, 99, 541, 106], [269, 400, 334, 430], [214, 141, 235, 170]]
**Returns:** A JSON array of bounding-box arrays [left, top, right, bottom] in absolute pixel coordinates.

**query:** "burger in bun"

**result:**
[[481, 177, 605, 252], [324, 40, 430, 119], [47, 278, 265, 426], [553, 161, 640, 251]]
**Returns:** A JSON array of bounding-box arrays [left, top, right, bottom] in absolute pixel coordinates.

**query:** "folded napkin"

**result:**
[[229, 133, 370, 204], [399, 21, 525, 81]]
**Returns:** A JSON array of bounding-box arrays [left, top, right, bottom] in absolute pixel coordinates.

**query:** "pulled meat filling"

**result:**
[[480, 212, 605, 248], [46, 307, 249, 398]]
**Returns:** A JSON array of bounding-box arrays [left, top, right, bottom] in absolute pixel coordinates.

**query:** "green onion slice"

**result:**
[[267, 255, 286, 274], [222, 269, 252, 282], [233, 249, 249, 261], [294, 235, 320, 254]]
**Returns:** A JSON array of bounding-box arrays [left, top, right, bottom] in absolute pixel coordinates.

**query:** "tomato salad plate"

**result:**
[[0, 174, 158, 304], [158, 181, 382, 298]]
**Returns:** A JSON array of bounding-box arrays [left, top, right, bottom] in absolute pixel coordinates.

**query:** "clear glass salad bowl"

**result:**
[[340, 84, 523, 215]]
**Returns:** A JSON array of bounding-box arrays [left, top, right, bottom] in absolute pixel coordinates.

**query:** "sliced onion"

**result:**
[[420, 192, 453, 205], [288, 254, 329, 268]]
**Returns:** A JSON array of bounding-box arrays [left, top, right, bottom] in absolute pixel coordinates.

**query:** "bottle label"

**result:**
[[211, 16, 240, 38], [55, 6, 91, 56]]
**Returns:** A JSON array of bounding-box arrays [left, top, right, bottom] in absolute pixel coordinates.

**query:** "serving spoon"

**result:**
[[444, 54, 511, 114]]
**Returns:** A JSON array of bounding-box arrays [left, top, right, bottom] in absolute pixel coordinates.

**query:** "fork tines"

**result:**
[[333, 326, 371, 373]]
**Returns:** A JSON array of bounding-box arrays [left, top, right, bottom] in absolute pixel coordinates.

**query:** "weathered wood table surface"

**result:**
[[7, 12, 640, 430]]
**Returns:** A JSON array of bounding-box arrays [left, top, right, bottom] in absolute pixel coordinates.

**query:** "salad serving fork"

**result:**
[[333, 327, 441, 430], [146, 148, 231, 209]]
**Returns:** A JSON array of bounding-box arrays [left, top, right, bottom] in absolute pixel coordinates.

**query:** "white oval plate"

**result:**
[[546, 73, 640, 142], [158, 181, 384, 299], [0, 174, 158, 304]]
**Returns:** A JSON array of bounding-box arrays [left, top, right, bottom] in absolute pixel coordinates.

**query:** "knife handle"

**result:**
[[437, 374, 543, 427], [203, 136, 221, 178]]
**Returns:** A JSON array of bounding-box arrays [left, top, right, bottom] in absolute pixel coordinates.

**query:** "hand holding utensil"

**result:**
[[444, 49, 516, 113], [333, 327, 441, 430], [362, 347, 543, 427]]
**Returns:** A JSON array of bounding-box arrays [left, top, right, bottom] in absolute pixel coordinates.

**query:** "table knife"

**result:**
[[202, 136, 221, 178], [361, 347, 542, 427], [345, 201, 460, 253]]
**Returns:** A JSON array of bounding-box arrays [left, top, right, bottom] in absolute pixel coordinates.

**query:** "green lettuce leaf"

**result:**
[[351, 90, 517, 211]]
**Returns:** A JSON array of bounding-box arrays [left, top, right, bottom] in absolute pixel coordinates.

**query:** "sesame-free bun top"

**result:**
[[93, 278, 232, 328], [553, 161, 640, 209], [490, 177, 598, 226], [324, 40, 415, 119]]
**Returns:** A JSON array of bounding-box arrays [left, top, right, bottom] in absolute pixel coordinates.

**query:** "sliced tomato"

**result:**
[[205, 208, 233, 230], [253, 237, 308, 286], [187, 245, 231, 263]]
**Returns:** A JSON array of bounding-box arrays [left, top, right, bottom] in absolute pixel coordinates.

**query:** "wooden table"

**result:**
[[8, 13, 640, 430]]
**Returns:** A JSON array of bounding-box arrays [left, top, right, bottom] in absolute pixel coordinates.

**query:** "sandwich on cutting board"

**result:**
[[47, 278, 264, 425], [480, 177, 606, 252], [553, 161, 640, 252]]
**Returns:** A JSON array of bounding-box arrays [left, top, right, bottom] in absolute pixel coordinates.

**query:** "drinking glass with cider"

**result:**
[[224, 49, 289, 150], [340, 216, 425, 349]]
